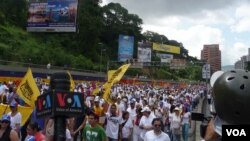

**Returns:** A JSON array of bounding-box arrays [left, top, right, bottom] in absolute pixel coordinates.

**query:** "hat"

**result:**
[[10, 101, 18, 108], [94, 96, 99, 102], [122, 98, 128, 102], [130, 99, 135, 104], [174, 107, 180, 111], [1, 115, 10, 122], [141, 107, 151, 112]]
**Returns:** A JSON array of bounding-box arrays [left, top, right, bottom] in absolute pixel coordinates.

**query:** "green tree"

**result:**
[[75, 0, 103, 60], [0, 0, 27, 27], [101, 2, 143, 60]]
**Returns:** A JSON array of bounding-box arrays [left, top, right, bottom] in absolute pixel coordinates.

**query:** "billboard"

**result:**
[[170, 59, 186, 69], [153, 43, 180, 54], [202, 64, 211, 79], [27, 0, 78, 32], [137, 42, 152, 62], [156, 53, 173, 63], [118, 35, 134, 62]]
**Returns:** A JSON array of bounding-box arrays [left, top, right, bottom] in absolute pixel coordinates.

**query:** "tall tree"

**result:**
[[0, 0, 27, 27], [101, 2, 143, 61], [76, 0, 104, 62]]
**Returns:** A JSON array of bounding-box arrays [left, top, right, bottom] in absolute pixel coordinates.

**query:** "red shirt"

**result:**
[[35, 132, 45, 141]]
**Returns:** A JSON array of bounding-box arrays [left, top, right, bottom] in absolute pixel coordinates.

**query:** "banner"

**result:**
[[103, 64, 131, 104], [27, 0, 78, 32], [67, 71, 75, 92], [118, 35, 134, 62], [156, 53, 173, 63], [153, 43, 180, 54], [0, 104, 33, 126], [16, 68, 40, 107], [137, 42, 152, 62], [170, 59, 187, 69]]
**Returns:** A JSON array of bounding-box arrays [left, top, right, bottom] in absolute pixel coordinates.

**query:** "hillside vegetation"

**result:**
[[0, 0, 203, 81]]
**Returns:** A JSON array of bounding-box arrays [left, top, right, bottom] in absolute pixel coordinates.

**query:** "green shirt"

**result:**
[[82, 124, 106, 141]]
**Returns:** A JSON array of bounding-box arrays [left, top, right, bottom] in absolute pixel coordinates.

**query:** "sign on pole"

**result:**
[[202, 64, 211, 79]]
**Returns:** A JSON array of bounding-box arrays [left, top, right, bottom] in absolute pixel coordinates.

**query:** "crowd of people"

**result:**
[[0, 79, 206, 141]]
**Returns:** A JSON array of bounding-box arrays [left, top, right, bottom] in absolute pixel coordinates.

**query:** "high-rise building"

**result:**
[[201, 44, 221, 74]]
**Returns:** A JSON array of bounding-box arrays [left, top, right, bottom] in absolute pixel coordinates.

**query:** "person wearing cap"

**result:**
[[7, 101, 22, 135], [94, 96, 104, 117], [170, 107, 181, 141], [0, 114, 19, 141], [139, 106, 155, 140], [126, 99, 136, 121], [93, 96, 105, 125]]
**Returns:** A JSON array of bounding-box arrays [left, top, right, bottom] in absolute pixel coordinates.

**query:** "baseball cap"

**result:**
[[141, 107, 151, 112], [1, 114, 10, 122], [94, 96, 99, 102], [174, 107, 180, 111], [10, 101, 18, 108]]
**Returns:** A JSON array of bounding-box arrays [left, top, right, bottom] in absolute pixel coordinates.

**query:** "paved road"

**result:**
[[189, 97, 204, 141]]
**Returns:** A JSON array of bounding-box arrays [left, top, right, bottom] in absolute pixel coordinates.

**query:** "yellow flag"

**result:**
[[16, 68, 40, 108], [92, 88, 100, 95], [102, 64, 130, 104], [67, 71, 75, 92], [0, 104, 33, 126], [108, 70, 116, 81]]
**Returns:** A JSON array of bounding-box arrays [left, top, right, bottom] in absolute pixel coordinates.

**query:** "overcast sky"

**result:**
[[102, 0, 250, 66]]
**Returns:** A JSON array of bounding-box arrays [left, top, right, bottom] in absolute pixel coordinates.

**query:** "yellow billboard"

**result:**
[[153, 43, 180, 54]]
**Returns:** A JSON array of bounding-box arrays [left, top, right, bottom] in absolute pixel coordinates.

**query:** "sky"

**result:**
[[102, 0, 250, 66]]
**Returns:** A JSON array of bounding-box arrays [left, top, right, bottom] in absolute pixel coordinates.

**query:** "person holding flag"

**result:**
[[16, 68, 40, 108]]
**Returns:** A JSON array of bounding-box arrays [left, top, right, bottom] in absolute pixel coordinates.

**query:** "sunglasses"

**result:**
[[154, 124, 161, 127], [1, 120, 9, 123]]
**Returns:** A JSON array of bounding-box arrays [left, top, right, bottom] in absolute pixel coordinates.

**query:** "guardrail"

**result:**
[[0, 59, 100, 74]]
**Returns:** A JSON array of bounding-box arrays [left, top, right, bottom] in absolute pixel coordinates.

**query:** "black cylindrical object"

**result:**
[[50, 72, 70, 141]]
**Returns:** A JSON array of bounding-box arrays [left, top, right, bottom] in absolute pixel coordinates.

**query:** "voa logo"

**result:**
[[56, 92, 82, 108], [37, 95, 51, 111], [226, 129, 246, 136]]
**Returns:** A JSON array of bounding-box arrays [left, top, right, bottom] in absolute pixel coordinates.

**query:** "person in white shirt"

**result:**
[[181, 107, 191, 141], [144, 118, 170, 141], [126, 99, 136, 121], [0, 82, 9, 103], [105, 104, 122, 141], [139, 106, 155, 140], [120, 111, 133, 141], [170, 107, 181, 141], [7, 102, 21, 134]]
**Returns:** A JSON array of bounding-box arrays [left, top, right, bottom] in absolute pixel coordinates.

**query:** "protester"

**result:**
[[82, 112, 107, 141], [7, 101, 22, 136], [105, 104, 122, 141], [144, 118, 170, 141], [0, 114, 19, 141], [170, 107, 182, 141], [139, 106, 155, 140], [120, 111, 133, 141], [25, 121, 45, 141], [181, 107, 191, 141]]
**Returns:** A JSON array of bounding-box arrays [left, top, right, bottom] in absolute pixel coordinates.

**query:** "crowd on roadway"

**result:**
[[0, 79, 206, 141]]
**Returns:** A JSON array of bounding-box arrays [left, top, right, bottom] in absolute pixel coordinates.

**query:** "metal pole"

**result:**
[[50, 72, 70, 141], [100, 49, 102, 72]]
